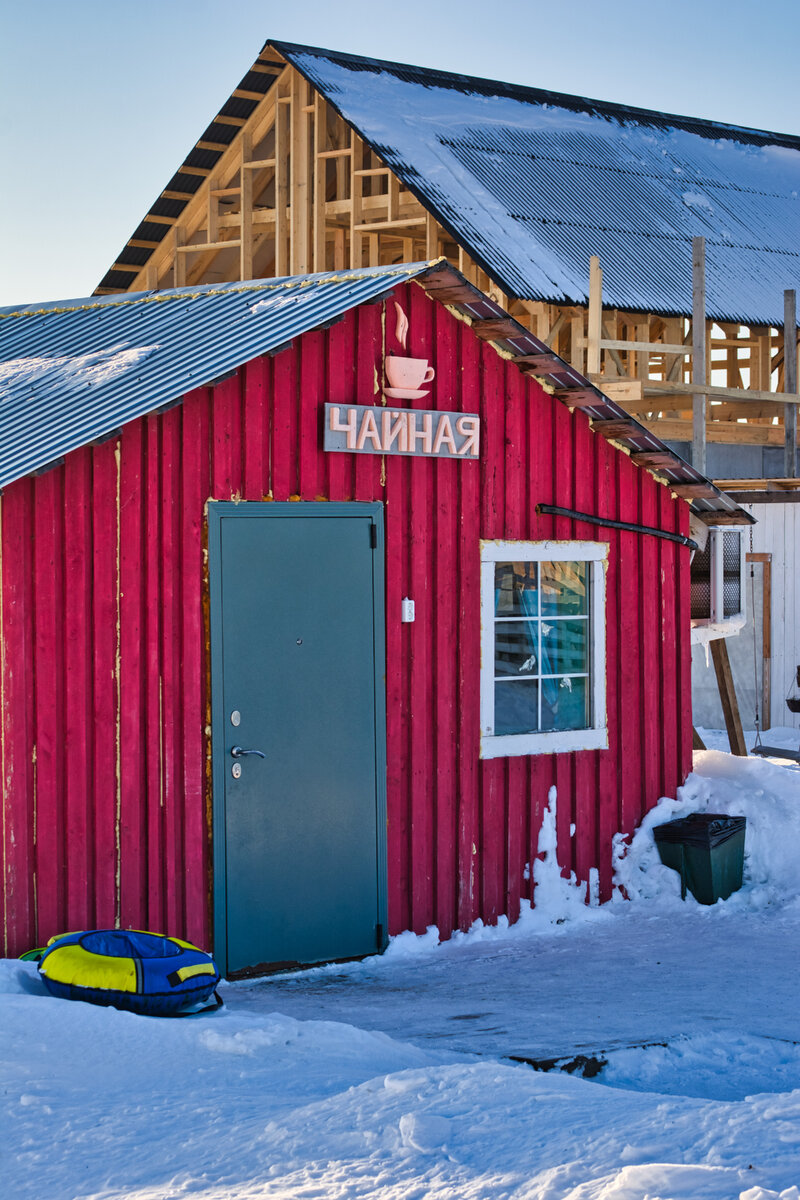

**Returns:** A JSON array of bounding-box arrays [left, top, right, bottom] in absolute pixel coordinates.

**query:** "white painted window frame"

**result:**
[[480, 540, 609, 759]]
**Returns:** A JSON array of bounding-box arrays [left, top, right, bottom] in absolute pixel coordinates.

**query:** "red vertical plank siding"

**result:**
[[594, 440, 620, 900], [161, 408, 185, 937], [118, 423, 146, 930], [0, 288, 701, 955], [617, 454, 643, 838], [63, 450, 94, 932], [658, 487, 679, 805], [571, 414, 599, 892], [243, 359, 268, 502], [182, 388, 212, 948], [143, 418, 165, 933], [92, 441, 120, 931], [32, 471, 65, 941], [1, 481, 36, 953], [299, 331, 326, 500], [272, 347, 299, 501], [479, 341, 505, 924], [676, 506, 694, 783], [456, 323, 481, 929], [638, 473, 662, 835], [407, 285, 434, 932], [431, 297, 458, 936], [503, 363, 526, 922]]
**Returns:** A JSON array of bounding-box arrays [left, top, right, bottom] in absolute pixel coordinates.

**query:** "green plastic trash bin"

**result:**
[[653, 813, 746, 904]]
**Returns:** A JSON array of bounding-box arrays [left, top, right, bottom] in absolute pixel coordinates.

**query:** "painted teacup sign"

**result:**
[[324, 404, 480, 459], [385, 355, 435, 392]]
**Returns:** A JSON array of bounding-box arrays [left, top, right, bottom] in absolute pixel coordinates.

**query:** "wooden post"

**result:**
[[239, 136, 254, 281], [692, 236, 707, 474], [747, 552, 772, 731], [710, 638, 747, 756], [587, 256, 602, 376], [784, 289, 797, 478]]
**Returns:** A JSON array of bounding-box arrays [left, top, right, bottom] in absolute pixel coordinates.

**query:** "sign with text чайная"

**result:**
[[324, 404, 480, 459]]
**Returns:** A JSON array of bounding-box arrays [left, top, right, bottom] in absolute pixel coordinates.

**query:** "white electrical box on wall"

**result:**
[[401, 598, 415, 623]]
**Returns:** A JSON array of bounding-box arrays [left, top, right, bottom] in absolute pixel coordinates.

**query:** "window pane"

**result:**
[[541, 619, 588, 675], [495, 621, 539, 677], [541, 676, 589, 731], [495, 679, 539, 735], [495, 562, 538, 616], [540, 561, 587, 616]]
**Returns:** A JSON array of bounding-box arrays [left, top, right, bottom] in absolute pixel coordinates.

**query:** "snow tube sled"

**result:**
[[38, 929, 221, 1016]]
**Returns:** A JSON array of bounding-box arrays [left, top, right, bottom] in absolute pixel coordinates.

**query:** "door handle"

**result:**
[[231, 745, 266, 759]]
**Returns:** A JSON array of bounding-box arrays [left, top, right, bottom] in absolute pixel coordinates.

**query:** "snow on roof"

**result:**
[[279, 42, 800, 326], [0, 265, 426, 490]]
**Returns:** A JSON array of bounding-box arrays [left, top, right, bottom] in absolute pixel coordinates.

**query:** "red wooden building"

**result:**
[[0, 262, 747, 974]]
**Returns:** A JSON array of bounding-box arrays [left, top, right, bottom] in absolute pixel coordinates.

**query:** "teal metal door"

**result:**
[[208, 503, 387, 977]]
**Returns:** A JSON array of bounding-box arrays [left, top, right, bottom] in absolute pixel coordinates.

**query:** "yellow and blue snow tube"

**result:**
[[38, 929, 221, 1016]]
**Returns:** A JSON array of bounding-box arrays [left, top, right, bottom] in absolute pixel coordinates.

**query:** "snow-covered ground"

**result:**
[[4, 743, 800, 1199]]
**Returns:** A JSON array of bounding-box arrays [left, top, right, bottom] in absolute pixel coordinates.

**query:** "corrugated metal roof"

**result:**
[[0, 258, 750, 524], [276, 42, 800, 326], [0, 265, 425, 490]]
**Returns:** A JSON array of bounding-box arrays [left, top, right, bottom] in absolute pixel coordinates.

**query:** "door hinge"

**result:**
[[370, 524, 378, 549]]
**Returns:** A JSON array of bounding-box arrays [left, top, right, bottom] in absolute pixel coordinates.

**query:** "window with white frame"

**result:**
[[480, 541, 608, 759]]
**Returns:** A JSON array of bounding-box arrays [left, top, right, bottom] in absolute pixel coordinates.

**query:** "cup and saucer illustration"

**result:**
[[384, 354, 435, 401]]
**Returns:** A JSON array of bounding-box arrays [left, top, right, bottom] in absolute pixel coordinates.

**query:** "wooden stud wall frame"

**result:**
[[96, 54, 800, 459]]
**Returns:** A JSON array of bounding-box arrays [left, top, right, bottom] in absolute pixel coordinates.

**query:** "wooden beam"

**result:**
[[747, 551, 772, 730], [240, 132, 254, 280], [669, 483, 719, 499], [714, 478, 800, 490], [590, 419, 644, 439], [710, 638, 747, 756], [629, 450, 683, 469], [513, 353, 564, 373], [692, 236, 707, 473], [554, 388, 599, 409], [784, 289, 798, 477], [644, 380, 798, 405], [470, 318, 522, 341], [587, 256, 602, 376]]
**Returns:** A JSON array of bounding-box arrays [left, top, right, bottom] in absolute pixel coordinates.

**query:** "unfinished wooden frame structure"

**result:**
[[96, 51, 800, 463]]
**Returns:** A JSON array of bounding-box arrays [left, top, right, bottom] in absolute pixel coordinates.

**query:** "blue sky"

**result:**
[[2, 0, 798, 305]]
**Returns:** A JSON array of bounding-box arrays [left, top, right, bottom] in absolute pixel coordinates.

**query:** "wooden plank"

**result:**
[[747, 552, 772, 732], [240, 132, 254, 280], [589, 339, 693, 356], [669, 483, 719, 499], [629, 450, 683, 469], [587, 256, 602, 376], [692, 236, 707, 473], [350, 135, 364, 268], [645, 379, 796, 404], [553, 388, 600, 408], [784, 289, 798, 477], [290, 71, 311, 274], [312, 93, 327, 272], [470, 318, 521, 341], [590, 419, 642, 439], [710, 638, 747, 756], [275, 89, 289, 277]]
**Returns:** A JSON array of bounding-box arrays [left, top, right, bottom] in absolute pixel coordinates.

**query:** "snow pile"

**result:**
[[614, 749, 800, 912], [0, 342, 156, 400]]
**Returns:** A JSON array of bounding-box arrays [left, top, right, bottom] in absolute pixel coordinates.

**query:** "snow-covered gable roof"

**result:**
[[0, 265, 425, 490], [277, 42, 800, 327]]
